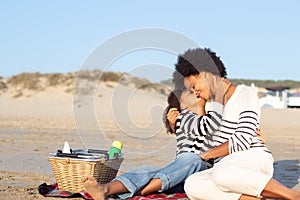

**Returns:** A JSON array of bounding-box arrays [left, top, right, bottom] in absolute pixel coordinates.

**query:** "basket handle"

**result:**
[[88, 149, 109, 159], [56, 153, 81, 158], [88, 149, 108, 154]]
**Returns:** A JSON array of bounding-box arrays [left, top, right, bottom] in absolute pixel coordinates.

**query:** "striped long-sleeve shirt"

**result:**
[[213, 85, 271, 163], [175, 102, 223, 157]]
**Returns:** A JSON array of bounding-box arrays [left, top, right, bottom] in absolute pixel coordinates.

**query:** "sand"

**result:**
[[0, 83, 299, 199]]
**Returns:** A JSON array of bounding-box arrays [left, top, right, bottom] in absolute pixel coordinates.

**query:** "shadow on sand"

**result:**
[[273, 160, 300, 188]]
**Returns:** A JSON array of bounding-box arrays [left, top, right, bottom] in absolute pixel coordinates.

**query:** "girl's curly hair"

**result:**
[[163, 89, 183, 134]]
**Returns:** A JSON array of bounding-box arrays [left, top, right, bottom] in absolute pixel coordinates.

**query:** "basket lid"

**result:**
[[49, 149, 109, 161]]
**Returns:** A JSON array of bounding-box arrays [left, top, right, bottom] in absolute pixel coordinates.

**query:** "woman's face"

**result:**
[[183, 72, 212, 101]]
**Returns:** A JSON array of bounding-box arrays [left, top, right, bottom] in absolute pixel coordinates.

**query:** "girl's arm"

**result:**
[[180, 102, 223, 137]]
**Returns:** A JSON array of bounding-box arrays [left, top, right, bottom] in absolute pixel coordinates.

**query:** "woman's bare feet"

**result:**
[[82, 175, 106, 200]]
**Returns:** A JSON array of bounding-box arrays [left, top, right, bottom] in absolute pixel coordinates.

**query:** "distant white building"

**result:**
[[258, 85, 300, 109], [288, 92, 300, 108]]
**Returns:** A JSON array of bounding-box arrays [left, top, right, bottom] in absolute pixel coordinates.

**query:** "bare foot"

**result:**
[[82, 175, 106, 200]]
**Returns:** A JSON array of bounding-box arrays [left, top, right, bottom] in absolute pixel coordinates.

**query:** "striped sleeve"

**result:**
[[229, 110, 258, 153], [180, 102, 223, 137], [228, 86, 261, 154]]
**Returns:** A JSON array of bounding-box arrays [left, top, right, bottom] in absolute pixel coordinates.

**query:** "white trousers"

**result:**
[[184, 149, 274, 200]]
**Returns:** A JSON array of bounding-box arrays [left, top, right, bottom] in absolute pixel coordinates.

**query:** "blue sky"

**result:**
[[1, 1, 300, 82]]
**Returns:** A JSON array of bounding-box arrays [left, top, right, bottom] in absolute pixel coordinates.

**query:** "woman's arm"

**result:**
[[199, 141, 229, 160], [200, 87, 262, 159], [199, 129, 264, 160], [228, 88, 260, 154]]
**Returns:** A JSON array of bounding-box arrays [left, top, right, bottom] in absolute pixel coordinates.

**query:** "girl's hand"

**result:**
[[167, 108, 180, 132]]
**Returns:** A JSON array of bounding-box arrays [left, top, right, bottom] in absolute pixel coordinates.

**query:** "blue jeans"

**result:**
[[114, 152, 208, 199]]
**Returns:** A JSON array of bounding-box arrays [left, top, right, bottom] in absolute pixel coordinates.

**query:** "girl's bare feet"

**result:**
[[82, 175, 106, 200]]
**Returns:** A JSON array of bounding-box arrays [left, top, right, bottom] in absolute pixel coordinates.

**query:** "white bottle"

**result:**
[[62, 141, 71, 153]]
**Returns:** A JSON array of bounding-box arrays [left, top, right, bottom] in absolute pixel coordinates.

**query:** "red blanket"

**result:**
[[38, 183, 189, 200]]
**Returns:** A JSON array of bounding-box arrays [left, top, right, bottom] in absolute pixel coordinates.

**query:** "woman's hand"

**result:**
[[256, 129, 266, 144], [197, 97, 206, 115], [167, 108, 180, 133], [198, 151, 209, 160], [212, 76, 227, 104]]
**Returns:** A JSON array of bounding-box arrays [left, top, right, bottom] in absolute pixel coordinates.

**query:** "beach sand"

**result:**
[[0, 83, 299, 199]]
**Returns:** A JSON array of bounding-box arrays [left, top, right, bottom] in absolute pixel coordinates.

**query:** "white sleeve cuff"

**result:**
[[205, 102, 224, 114]]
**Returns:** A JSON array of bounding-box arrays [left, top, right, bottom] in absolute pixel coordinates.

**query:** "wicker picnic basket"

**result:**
[[48, 149, 123, 193]]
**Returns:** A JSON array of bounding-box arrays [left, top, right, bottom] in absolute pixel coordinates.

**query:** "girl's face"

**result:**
[[183, 72, 212, 101], [180, 89, 198, 110]]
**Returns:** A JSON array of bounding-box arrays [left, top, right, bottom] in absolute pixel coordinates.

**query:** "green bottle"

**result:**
[[109, 140, 123, 159]]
